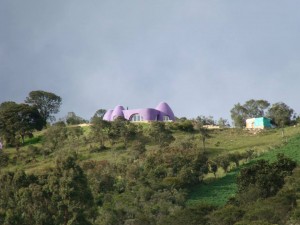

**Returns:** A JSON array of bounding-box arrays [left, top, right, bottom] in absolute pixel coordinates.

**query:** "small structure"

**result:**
[[103, 102, 175, 122], [246, 117, 272, 129]]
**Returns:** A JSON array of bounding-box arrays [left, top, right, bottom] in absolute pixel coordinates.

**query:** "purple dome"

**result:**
[[111, 105, 125, 120], [103, 109, 113, 121], [155, 102, 175, 120]]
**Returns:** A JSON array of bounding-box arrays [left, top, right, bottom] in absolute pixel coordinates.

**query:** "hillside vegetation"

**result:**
[[0, 120, 300, 225]]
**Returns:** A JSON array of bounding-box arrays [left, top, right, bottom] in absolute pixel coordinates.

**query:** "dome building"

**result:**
[[103, 102, 175, 122]]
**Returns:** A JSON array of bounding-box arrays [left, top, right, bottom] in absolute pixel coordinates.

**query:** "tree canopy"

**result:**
[[25, 90, 62, 124], [231, 99, 270, 128], [267, 102, 295, 127], [0, 102, 44, 145]]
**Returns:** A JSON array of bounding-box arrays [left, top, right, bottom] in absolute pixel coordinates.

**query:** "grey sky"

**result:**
[[1, 0, 299, 123]]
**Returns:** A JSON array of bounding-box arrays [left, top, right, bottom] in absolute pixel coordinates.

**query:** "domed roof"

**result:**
[[111, 105, 125, 120], [155, 102, 175, 120], [103, 109, 113, 121]]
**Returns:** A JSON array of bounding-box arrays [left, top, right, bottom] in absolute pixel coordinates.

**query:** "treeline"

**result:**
[[0, 148, 298, 224], [230, 99, 298, 128], [0, 90, 62, 146]]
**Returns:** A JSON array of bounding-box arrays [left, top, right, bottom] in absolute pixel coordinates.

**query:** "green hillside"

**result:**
[[1, 121, 300, 224], [187, 133, 300, 206]]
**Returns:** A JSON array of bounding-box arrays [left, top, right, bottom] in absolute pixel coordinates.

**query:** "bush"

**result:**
[[0, 152, 9, 167]]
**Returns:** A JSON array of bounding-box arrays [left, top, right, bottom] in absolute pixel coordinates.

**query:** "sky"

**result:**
[[1, 0, 300, 124]]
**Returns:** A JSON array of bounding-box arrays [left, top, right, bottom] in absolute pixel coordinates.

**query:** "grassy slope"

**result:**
[[2, 124, 300, 204], [187, 128, 300, 206]]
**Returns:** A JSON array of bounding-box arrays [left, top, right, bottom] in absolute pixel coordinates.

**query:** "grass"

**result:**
[[2, 123, 300, 203], [186, 131, 300, 206]]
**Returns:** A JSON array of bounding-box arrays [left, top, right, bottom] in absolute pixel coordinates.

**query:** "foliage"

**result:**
[[195, 115, 216, 126], [217, 117, 230, 128], [90, 117, 111, 149], [0, 102, 44, 145], [237, 154, 296, 198], [230, 99, 270, 128], [170, 120, 194, 132], [267, 102, 295, 127], [92, 109, 107, 120], [25, 90, 62, 124], [193, 121, 211, 152], [42, 122, 68, 155], [66, 112, 88, 125], [147, 122, 174, 147], [0, 156, 95, 225]]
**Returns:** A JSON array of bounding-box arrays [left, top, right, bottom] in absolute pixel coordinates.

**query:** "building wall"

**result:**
[[246, 117, 271, 129], [103, 102, 175, 122]]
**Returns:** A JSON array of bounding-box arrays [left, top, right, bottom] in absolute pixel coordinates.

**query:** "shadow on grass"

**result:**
[[187, 170, 238, 206], [24, 135, 43, 145], [187, 134, 300, 207]]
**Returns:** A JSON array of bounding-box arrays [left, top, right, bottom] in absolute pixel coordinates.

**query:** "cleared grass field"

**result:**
[[187, 129, 300, 206]]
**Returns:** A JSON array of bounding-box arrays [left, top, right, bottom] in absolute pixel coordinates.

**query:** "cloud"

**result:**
[[1, 0, 300, 123]]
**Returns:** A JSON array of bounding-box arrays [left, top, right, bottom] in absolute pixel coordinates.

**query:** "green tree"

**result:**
[[237, 154, 296, 198], [90, 117, 111, 149], [47, 155, 96, 225], [66, 112, 87, 125], [195, 115, 215, 126], [92, 109, 107, 120], [0, 102, 44, 145], [194, 120, 211, 152], [42, 122, 68, 155], [25, 90, 62, 124], [148, 122, 174, 147], [230, 103, 247, 128], [217, 117, 230, 128], [230, 99, 270, 128], [267, 102, 295, 127], [243, 99, 270, 118], [208, 205, 245, 225]]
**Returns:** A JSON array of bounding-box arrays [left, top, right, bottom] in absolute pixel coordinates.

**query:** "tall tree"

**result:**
[[230, 99, 270, 128], [243, 99, 270, 118], [194, 120, 211, 152], [25, 90, 62, 124], [90, 116, 111, 149], [0, 102, 44, 145], [267, 102, 295, 127], [148, 122, 174, 147], [230, 103, 247, 128], [92, 109, 107, 120]]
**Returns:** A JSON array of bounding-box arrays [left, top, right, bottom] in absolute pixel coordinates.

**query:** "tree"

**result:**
[[47, 155, 96, 225], [42, 122, 68, 154], [267, 102, 295, 127], [0, 102, 44, 145], [230, 103, 247, 128], [230, 99, 270, 128], [195, 115, 215, 126], [90, 116, 111, 150], [92, 109, 107, 120], [148, 122, 174, 147], [237, 154, 296, 198], [217, 117, 230, 128], [66, 112, 87, 125], [243, 99, 270, 118], [194, 120, 211, 152], [25, 90, 62, 124], [109, 118, 138, 149]]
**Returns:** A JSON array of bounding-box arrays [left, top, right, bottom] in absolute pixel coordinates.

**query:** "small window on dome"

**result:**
[[130, 114, 143, 122], [163, 116, 170, 121]]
